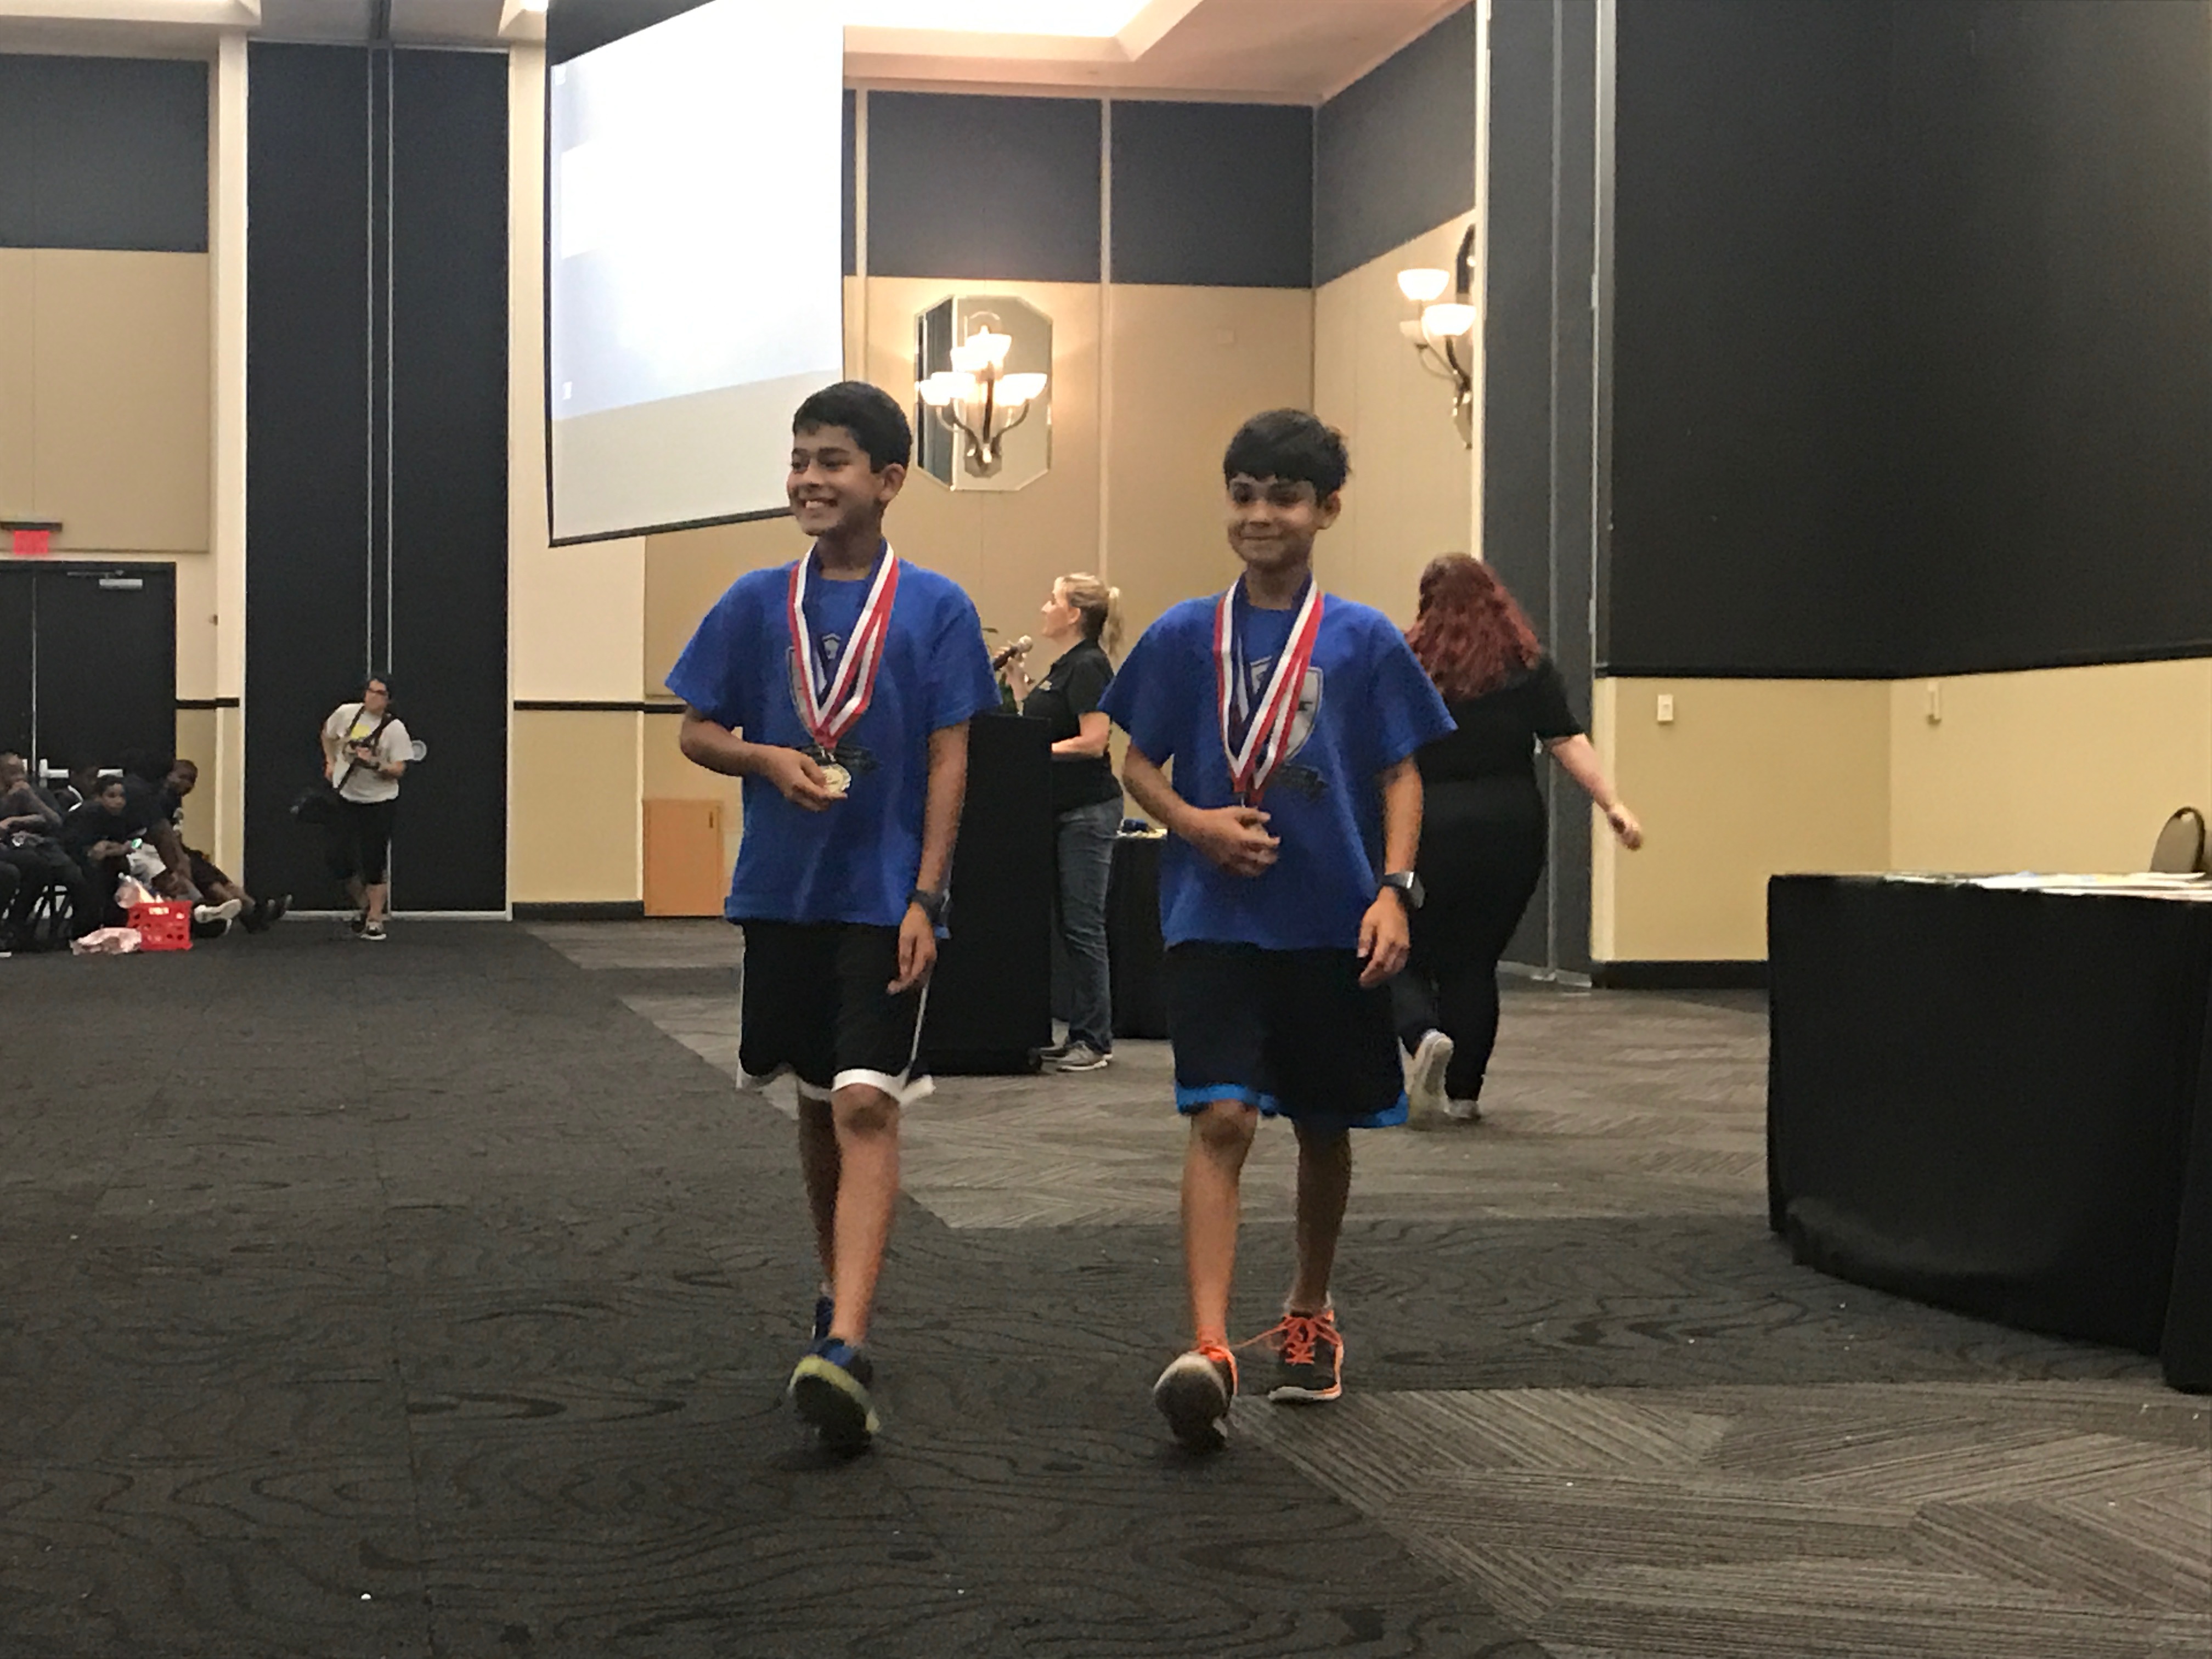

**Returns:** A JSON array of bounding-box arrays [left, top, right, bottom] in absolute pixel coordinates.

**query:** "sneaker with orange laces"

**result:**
[[1251, 1307, 1345, 1403], [1152, 1342, 1238, 1452]]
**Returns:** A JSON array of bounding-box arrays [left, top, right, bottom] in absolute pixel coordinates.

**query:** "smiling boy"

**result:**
[[669, 382, 998, 1451], [1098, 410, 1455, 1452]]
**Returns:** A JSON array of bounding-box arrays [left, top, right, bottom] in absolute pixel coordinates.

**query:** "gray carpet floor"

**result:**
[[1, 919, 2203, 1658]]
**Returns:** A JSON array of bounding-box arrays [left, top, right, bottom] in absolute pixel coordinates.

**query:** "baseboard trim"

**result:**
[[512, 901, 647, 922], [1592, 960, 1769, 991]]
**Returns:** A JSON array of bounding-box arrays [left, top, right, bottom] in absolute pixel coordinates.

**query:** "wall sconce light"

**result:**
[[917, 319, 1048, 479], [1396, 223, 1479, 448], [913, 294, 1053, 492]]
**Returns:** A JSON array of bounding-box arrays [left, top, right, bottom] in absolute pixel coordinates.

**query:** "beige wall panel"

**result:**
[[514, 538, 646, 702], [642, 710, 743, 873], [173, 551, 216, 697], [1888, 660, 2212, 874], [511, 709, 642, 902], [1104, 284, 1314, 642], [0, 251, 31, 519], [173, 707, 218, 786], [33, 250, 209, 553], [864, 276, 1101, 648], [1312, 219, 1477, 625], [643, 516, 806, 697], [1596, 677, 1891, 961]]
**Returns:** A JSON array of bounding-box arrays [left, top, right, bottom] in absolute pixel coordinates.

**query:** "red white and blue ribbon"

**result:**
[[1213, 578, 1323, 806], [788, 543, 900, 754]]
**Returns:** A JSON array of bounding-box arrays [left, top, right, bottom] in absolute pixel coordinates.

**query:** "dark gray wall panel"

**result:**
[[868, 93, 1101, 282], [391, 48, 509, 912], [244, 43, 372, 905], [843, 88, 856, 278], [1111, 100, 1311, 287], [0, 55, 207, 251], [1314, 3, 1477, 285], [1888, 0, 2212, 674], [1607, 0, 1898, 677]]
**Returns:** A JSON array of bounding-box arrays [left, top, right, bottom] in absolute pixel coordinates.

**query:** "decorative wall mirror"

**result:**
[[913, 293, 1053, 492]]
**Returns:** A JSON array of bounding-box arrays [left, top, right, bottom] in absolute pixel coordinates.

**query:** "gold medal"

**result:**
[[819, 763, 852, 798]]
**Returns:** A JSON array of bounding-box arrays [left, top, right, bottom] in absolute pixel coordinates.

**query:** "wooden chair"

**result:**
[[2148, 806, 2208, 873]]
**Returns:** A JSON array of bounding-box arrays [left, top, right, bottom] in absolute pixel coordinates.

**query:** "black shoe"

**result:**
[[1258, 1308, 1345, 1403], [789, 1339, 878, 1452], [1152, 1344, 1238, 1452], [1038, 1040, 1074, 1063]]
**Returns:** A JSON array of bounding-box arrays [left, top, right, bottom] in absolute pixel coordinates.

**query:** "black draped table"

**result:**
[[1768, 873, 2212, 1391], [1107, 829, 1169, 1040]]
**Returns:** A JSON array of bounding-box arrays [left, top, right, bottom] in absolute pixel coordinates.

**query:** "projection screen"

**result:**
[[548, 1, 844, 543]]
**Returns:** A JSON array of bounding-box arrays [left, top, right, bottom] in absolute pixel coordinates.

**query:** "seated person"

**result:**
[[65, 776, 145, 927], [49, 762, 104, 814], [159, 759, 285, 932], [0, 752, 96, 945]]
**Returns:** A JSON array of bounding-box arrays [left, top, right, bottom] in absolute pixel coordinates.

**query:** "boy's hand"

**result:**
[[889, 901, 937, 993], [1183, 805, 1279, 877], [1356, 891, 1410, 987], [761, 746, 841, 812]]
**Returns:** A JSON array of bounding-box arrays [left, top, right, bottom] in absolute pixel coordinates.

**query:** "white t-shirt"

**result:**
[[324, 703, 411, 803]]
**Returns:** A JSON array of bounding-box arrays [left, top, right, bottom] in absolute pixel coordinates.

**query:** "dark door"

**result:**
[[0, 562, 175, 776], [0, 567, 31, 759]]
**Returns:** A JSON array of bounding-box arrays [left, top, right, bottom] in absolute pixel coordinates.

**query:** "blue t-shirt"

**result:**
[[1100, 586, 1456, 951], [666, 550, 1000, 928]]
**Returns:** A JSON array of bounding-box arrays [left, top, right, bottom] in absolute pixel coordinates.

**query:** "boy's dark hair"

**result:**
[[794, 381, 912, 472], [365, 672, 394, 698], [1222, 409, 1351, 499]]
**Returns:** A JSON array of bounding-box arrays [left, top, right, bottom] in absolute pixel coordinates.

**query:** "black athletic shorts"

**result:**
[[1164, 943, 1407, 1129], [738, 921, 932, 1105]]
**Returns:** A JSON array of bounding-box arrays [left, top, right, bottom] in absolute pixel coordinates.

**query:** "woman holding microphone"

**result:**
[[1007, 574, 1124, 1073], [1399, 555, 1642, 1123]]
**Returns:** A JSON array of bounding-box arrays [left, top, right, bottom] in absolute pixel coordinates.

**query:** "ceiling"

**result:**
[[0, 0, 1465, 100]]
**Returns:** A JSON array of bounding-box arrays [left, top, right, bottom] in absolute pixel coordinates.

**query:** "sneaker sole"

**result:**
[[789, 1356, 879, 1451], [1407, 1031, 1454, 1128], [1153, 1356, 1231, 1452], [1267, 1379, 1345, 1403], [1053, 1057, 1111, 1073]]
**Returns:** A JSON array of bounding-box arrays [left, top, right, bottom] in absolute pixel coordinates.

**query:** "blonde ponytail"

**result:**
[[1059, 572, 1124, 656]]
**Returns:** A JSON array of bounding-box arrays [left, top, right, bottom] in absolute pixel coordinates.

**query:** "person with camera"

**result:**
[[319, 674, 410, 941]]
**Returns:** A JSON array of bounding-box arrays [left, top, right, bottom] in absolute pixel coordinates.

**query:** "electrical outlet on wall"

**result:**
[[1656, 693, 1675, 725], [1926, 681, 1942, 724]]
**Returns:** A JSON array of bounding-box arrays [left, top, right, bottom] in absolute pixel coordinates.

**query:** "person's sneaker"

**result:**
[[348, 911, 368, 936], [1405, 1028, 1454, 1129], [1052, 1042, 1111, 1073], [789, 1339, 878, 1452], [360, 921, 388, 942], [193, 898, 243, 927], [811, 1293, 834, 1344], [1038, 1040, 1074, 1063], [1444, 1097, 1482, 1123], [1256, 1307, 1345, 1403], [1152, 1342, 1238, 1452]]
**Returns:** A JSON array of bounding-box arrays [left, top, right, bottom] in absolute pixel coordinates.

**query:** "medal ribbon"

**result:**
[[1213, 578, 1324, 806], [788, 543, 900, 754]]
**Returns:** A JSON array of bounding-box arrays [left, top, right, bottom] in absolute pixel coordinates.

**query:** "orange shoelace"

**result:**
[[1242, 1310, 1339, 1367], [1194, 1339, 1239, 1392]]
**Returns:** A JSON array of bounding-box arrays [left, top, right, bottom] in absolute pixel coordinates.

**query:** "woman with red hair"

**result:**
[[1398, 555, 1642, 1124]]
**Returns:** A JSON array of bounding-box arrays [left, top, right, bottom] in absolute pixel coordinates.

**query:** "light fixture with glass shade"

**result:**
[[1396, 224, 1480, 448], [913, 295, 1053, 490]]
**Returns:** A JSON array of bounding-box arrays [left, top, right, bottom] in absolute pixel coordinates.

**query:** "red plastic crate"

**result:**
[[128, 900, 193, 952]]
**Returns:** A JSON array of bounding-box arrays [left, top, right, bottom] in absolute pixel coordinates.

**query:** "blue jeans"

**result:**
[[1054, 798, 1120, 1052]]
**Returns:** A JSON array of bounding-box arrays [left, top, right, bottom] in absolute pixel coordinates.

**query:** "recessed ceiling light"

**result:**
[[841, 1, 1153, 38]]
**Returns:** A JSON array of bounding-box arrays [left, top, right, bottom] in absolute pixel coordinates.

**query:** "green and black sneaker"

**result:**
[[789, 1339, 879, 1453]]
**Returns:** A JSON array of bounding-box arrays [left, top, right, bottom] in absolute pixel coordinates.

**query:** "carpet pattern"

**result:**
[[0, 917, 2200, 1658]]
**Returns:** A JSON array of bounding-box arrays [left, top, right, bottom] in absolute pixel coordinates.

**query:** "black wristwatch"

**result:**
[[1379, 871, 1424, 911], [907, 887, 950, 927]]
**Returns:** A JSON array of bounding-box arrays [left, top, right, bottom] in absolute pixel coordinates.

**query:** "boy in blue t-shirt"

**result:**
[[1099, 410, 1455, 1453], [667, 382, 998, 1452]]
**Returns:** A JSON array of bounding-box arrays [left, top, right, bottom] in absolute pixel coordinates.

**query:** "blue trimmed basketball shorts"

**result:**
[[1164, 943, 1408, 1129], [737, 921, 934, 1108]]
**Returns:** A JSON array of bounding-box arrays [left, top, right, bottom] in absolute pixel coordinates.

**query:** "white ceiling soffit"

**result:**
[[845, 0, 1469, 102]]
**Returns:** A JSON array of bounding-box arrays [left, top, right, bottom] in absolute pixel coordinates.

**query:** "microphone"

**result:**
[[991, 635, 1034, 671]]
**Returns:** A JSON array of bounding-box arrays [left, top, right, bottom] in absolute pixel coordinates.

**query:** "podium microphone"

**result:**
[[991, 635, 1034, 670]]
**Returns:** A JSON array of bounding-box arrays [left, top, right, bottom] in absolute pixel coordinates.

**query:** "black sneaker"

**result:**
[[1152, 1343, 1238, 1452], [1037, 1040, 1074, 1064], [789, 1339, 878, 1452], [811, 1293, 834, 1344], [348, 911, 367, 936], [1258, 1308, 1345, 1403]]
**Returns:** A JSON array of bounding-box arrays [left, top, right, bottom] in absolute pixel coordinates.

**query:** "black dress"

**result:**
[[1394, 656, 1583, 1102]]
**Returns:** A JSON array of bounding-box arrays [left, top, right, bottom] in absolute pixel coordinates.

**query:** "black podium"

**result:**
[[921, 713, 1053, 1073]]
